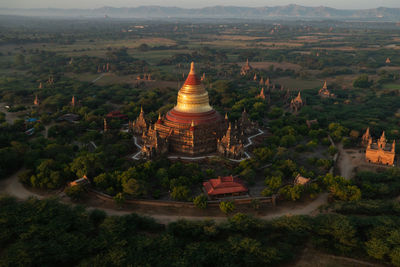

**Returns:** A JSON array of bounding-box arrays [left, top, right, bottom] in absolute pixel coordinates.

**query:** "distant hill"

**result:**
[[1, 4, 400, 21]]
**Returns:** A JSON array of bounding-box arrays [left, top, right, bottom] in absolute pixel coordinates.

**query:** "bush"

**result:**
[[171, 185, 190, 201], [353, 74, 373, 88], [193, 194, 208, 209], [65, 185, 85, 201], [220, 201, 235, 214]]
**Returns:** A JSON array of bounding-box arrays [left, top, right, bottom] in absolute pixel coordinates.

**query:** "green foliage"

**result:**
[[113, 192, 125, 206], [193, 194, 208, 209], [322, 174, 361, 201], [353, 74, 373, 88], [219, 201, 235, 214], [365, 238, 390, 260], [355, 168, 400, 199], [264, 176, 282, 191], [170, 185, 190, 201], [261, 188, 273, 197], [312, 214, 358, 253], [279, 185, 304, 201], [122, 178, 145, 197], [65, 185, 85, 201]]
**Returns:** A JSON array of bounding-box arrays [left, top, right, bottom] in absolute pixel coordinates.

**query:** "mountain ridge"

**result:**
[[1, 4, 400, 21]]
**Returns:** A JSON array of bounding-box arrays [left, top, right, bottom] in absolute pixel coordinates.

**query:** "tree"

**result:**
[[353, 74, 373, 88], [122, 178, 145, 197], [71, 153, 104, 178], [365, 238, 390, 260], [265, 176, 282, 191], [220, 201, 235, 214], [114, 192, 125, 206], [170, 185, 190, 201], [390, 247, 400, 266], [138, 43, 150, 52], [193, 194, 208, 209], [279, 185, 304, 201], [65, 185, 85, 201]]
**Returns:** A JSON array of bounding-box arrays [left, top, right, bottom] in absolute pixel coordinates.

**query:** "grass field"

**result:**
[[382, 83, 400, 90]]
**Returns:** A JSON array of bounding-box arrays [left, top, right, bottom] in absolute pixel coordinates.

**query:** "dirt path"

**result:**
[[0, 169, 44, 200], [42, 122, 56, 138], [0, 169, 329, 224], [336, 143, 355, 180], [0, 102, 25, 124], [261, 193, 328, 220]]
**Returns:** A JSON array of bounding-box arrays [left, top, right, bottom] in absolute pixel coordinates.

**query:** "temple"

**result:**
[[257, 87, 266, 100], [240, 59, 253, 76], [135, 62, 257, 159], [364, 130, 395, 165], [290, 92, 304, 112], [34, 95, 40, 106], [318, 81, 335, 98]]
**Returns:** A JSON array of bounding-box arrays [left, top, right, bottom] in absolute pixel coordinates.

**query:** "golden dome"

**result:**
[[174, 62, 212, 113]]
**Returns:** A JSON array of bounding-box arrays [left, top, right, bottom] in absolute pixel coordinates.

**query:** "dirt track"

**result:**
[[0, 169, 329, 224]]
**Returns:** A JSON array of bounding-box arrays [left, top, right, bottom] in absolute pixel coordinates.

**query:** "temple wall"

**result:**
[[366, 149, 395, 165]]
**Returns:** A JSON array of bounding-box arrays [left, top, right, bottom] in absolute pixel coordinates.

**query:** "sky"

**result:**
[[1, 0, 400, 9]]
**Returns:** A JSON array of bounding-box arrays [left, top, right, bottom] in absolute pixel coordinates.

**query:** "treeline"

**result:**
[[1, 196, 399, 266]]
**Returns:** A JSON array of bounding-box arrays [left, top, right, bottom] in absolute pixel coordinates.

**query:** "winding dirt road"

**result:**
[[0, 169, 329, 224]]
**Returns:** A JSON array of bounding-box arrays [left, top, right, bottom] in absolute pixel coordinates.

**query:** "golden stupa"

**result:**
[[142, 62, 226, 155], [174, 62, 213, 113]]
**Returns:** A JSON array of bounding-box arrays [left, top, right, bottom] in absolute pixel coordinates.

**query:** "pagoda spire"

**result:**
[[189, 61, 195, 74], [323, 80, 327, 89]]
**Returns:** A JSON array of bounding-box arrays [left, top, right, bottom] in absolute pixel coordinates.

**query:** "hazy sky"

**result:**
[[1, 0, 400, 9]]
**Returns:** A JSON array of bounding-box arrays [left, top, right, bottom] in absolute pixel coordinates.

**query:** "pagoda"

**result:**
[[240, 59, 253, 76], [318, 81, 335, 98], [34, 95, 40, 106], [142, 62, 226, 156], [290, 92, 304, 112], [139, 62, 256, 159], [365, 131, 395, 165]]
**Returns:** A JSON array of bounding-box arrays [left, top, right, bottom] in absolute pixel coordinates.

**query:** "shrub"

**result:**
[[220, 201, 235, 214], [193, 194, 208, 209], [171, 185, 190, 201], [65, 185, 85, 201]]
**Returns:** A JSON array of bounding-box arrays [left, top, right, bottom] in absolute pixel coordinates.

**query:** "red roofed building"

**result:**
[[106, 110, 128, 120], [203, 176, 248, 199]]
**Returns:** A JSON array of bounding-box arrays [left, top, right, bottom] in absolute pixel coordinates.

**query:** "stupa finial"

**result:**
[[189, 62, 195, 74]]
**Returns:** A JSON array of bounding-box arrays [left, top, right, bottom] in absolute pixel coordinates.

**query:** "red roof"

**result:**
[[203, 176, 248, 196], [106, 110, 128, 119]]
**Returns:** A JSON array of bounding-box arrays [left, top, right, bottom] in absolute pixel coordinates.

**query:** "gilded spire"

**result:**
[[174, 62, 212, 113], [225, 113, 228, 120], [323, 80, 327, 89], [140, 105, 143, 113], [189, 62, 195, 74]]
